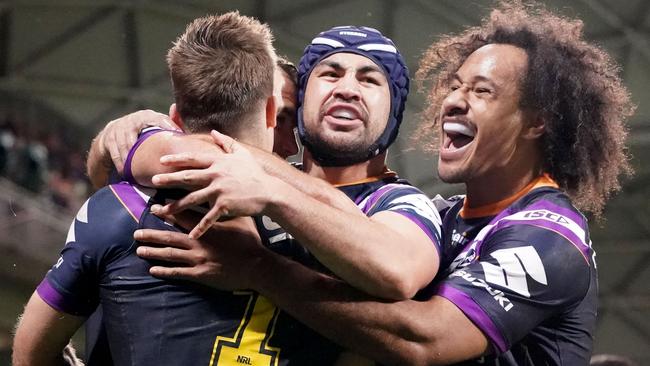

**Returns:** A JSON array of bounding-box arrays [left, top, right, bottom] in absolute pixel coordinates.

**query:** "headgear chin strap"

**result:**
[[297, 26, 410, 167]]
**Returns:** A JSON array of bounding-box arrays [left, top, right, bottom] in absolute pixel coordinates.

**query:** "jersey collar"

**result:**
[[332, 166, 397, 188], [460, 173, 559, 219]]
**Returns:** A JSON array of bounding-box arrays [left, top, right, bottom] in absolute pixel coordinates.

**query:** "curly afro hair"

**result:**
[[416, 0, 634, 217]]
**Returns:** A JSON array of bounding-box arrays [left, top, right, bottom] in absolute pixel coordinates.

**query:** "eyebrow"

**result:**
[[358, 64, 383, 74], [318, 60, 383, 74], [453, 73, 498, 88]]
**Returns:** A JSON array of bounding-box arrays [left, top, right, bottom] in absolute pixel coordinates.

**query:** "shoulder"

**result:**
[[67, 183, 152, 254], [361, 183, 436, 214], [494, 189, 591, 260], [362, 182, 443, 246], [480, 190, 594, 299], [364, 183, 441, 225]]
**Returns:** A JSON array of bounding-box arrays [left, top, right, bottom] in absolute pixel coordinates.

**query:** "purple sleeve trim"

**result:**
[[437, 284, 508, 354], [395, 211, 441, 256], [109, 183, 147, 222], [36, 279, 83, 315], [124, 128, 181, 184], [359, 184, 399, 212]]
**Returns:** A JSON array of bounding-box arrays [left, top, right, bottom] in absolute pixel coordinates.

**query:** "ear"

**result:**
[[169, 103, 185, 130], [265, 96, 277, 129], [522, 114, 545, 140]]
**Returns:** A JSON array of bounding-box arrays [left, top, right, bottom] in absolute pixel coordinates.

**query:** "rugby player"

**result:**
[[23, 23, 443, 365], [100, 26, 442, 301], [12, 12, 309, 365], [134, 1, 633, 365], [272, 56, 299, 159]]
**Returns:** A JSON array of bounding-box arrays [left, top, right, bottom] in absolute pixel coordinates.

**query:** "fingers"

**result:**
[[157, 187, 216, 215], [132, 110, 176, 131], [152, 169, 213, 188], [116, 126, 134, 171], [100, 109, 180, 175], [106, 133, 125, 173], [188, 207, 224, 239], [211, 130, 237, 153], [160, 152, 215, 168], [148, 266, 197, 280], [136, 245, 195, 265], [167, 210, 204, 231], [134, 229, 194, 249]]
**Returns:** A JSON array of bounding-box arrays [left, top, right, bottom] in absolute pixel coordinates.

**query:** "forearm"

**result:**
[[131, 133, 218, 186], [265, 179, 437, 300], [13, 292, 85, 366], [87, 133, 113, 189], [252, 252, 439, 366], [250, 147, 360, 214]]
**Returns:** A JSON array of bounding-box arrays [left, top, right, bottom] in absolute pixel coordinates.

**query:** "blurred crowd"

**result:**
[[0, 117, 91, 211]]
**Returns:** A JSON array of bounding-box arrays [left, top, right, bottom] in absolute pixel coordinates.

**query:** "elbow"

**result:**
[[380, 336, 443, 366], [385, 279, 421, 301], [408, 343, 447, 366], [372, 272, 423, 301], [378, 308, 448, 366], [385, 338, 451, 366]]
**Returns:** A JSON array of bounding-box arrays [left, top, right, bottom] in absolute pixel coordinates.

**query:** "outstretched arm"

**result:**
[[253, 253, 488, 365], [13, 292, 85, 366], [127, 130, 361, 214], [262, 178, 439, 299], [151, 134, 441, 300]]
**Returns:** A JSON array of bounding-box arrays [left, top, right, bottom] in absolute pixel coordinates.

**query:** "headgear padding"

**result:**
[[297, 26, 410, 166]]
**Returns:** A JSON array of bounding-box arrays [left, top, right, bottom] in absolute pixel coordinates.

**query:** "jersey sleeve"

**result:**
[[436, 219, 593, 354], [123, 126, 183, 184], [37, 186, 140, 316], [361, 184, 442, 253]]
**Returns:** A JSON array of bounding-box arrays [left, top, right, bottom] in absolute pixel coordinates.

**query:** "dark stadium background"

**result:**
[[0, 1, 648, 364]]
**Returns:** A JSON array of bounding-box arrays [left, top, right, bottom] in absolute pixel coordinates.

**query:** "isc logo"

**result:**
[[523, 210, 569, 224]]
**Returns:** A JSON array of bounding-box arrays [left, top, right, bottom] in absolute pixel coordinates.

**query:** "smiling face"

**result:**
[[301, 52, 391, 160], [437, 44, 536, 186], [272, 67, 299, 158]]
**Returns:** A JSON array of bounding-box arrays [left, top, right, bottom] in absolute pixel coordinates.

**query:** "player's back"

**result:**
[[44, 182, 338, 365]]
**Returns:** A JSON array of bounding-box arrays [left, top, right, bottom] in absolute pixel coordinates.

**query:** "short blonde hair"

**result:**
[[167, 12, 276, 134]]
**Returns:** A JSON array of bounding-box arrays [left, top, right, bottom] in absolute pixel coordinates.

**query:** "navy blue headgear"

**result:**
[[297, 26, 410, 166]]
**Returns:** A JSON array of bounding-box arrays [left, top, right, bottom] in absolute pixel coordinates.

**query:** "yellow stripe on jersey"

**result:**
[[210, 292, 281, 366]]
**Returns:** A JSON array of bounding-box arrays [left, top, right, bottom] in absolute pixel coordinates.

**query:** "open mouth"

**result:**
[[443, 121, 475, 151], [323, 104, 364, 129], [329, 109, 358, 121]]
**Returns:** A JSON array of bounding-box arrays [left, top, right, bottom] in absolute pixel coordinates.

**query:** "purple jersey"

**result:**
[[39, 129, 442, 365], [435, 186, 597, 365], [38, 183, 340, 365]]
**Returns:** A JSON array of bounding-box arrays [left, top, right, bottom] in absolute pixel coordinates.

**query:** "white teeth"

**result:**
[[443, 122, 475, 137], [331, 109, 356, 120]]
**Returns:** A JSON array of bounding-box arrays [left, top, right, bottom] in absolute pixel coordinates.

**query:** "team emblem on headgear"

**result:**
[[297, 26, 410, 166]]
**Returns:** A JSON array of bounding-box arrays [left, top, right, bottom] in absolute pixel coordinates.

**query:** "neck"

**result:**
[[465, 151, 543, 209], [233, 109, 273, 152], [302, 150, 388, 185]]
